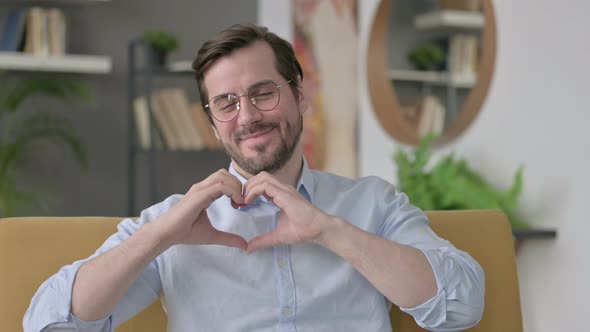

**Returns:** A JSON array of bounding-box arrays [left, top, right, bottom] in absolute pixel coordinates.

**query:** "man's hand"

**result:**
[[243, 171, 333, 254], [149, 169, 248, 251]]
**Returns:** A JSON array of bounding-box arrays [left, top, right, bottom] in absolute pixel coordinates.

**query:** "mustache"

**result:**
[[235, 123, 278, 141]]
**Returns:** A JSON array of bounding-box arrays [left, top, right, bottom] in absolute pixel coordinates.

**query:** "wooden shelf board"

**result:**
[[167, 61, 193, 73], [0, 52, 112, 74], [389, 69, 475, 88], [414, 10, 484, 29]]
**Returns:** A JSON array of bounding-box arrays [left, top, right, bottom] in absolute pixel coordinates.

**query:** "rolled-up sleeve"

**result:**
[[23, 195, 181, 332], [378, 189, 485, 331]]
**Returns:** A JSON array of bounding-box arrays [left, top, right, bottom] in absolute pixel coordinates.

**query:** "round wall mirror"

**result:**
[[367, 0, 496, 145]]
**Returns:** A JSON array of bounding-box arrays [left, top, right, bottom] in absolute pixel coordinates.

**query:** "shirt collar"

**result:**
[[228, 157, 315, 204]]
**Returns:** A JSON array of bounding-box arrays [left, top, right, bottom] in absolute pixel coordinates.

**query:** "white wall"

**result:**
[[358, 1, 590, 331], [257, 0, 292, 41], [261, 0, 590, 330]]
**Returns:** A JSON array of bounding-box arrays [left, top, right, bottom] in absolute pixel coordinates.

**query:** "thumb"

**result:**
[[246, 232, 280, 254], [208, 229, 248, 251]]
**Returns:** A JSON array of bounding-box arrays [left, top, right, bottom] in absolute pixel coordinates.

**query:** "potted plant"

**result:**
[[0, 73, 92, 216], [407, 42, 446, 71], [142, 30, 179, 67], [393, 134, 529, 229]]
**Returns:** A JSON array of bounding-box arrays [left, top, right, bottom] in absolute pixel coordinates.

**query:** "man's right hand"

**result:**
[[71, 169, 246, 322], [148, 169, 247, 251]]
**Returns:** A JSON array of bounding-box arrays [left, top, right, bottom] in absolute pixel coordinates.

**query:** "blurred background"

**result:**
[[0, 0, 588, 331]]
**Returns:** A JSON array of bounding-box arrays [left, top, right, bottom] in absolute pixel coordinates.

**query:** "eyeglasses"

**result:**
[[205, 80, 292, 122]]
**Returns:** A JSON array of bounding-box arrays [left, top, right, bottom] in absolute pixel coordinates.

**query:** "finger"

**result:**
[[243, 180, 285, 206], [246, 231, 281, 254], [195, 169, 242, 196], [208, 229, 248, 251], [218, 171, 245, 205], [190, 171, 244, 208], [244, 182, 300, 211], [243, 171, 290, 196]]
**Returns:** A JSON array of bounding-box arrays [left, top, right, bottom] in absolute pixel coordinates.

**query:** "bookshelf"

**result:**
[[127, 40, 225, 216], [0, 1, 113, 73], [369, 0, 495, 145]]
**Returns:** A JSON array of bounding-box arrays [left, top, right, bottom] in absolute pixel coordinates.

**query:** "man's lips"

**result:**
[[238, 126, 275, 141]]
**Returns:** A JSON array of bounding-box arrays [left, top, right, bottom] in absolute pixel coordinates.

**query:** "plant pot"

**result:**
[[147, 48, 168, 67]]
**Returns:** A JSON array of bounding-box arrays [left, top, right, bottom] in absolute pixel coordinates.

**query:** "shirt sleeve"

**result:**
[[23, 195, 182, 332], [378, 186, 485, 331]]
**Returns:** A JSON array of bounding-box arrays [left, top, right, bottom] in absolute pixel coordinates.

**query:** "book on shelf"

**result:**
[[447, 33, 479, 83], [401, 95, 445, 137], [1, 6, 67, 56], [0, 9, 27, 52], [150, 91, 182, 150], [418, 95, 445, 137], [138, 88, 219, 151], [133, 97, 164, 150], [46, 8, 66, 56], [161, 88, 206, 151], [189, 103, 223, 150]]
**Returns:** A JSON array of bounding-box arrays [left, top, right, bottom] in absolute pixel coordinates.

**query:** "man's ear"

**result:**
[[295, 76, 310, 114], [298, 91, 311, 114]]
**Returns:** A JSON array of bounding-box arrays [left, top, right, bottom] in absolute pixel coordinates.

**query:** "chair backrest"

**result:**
[[0, 217, 166, 332], [1, 210, 522, 331], [390, 210, 523, 332]]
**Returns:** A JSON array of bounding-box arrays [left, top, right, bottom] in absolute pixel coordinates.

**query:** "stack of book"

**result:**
[[0, 7, 66, 55], [447, 33, 479, 84], [401, 95, 446, 137], [133, 88, 223, 151]]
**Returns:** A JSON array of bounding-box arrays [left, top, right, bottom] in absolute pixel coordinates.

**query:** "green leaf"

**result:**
[[0, 176, 48, 217], [143, 31, 179, 53], [0, 77, 93, 114], [392, 135, 529, 229], [1, 113, 88, 174]]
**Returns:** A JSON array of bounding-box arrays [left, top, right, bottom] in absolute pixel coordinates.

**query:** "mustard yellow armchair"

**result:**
[[0, 210, 522, 331]]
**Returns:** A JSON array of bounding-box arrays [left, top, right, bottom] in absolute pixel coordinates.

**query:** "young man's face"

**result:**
[[204, 41, 304, 176]]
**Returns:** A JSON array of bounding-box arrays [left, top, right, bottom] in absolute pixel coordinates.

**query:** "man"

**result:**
[[24, 24, 484, 332]]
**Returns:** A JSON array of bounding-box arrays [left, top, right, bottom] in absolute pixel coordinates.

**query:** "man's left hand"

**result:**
[[242, 171, 332, 254]]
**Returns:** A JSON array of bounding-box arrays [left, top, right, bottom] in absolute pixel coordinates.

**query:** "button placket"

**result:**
[[278, 258, 287, 268], [272, 211, 297, 331]]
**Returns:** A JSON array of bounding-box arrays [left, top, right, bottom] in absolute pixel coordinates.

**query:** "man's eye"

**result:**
[[253, 92, 274, 100], [220, 103, 236, 112]]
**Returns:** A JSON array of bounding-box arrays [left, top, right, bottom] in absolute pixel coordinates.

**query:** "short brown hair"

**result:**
[[192, 24, 303, 121]]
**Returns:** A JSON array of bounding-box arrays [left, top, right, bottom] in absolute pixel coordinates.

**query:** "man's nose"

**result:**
[[236, 95, 263, 126]]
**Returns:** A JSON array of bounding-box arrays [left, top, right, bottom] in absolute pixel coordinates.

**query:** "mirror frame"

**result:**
[[367, 0, 497, 145]]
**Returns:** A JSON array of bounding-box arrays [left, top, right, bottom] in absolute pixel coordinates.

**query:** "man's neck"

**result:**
[[232, 153, 303, 188]]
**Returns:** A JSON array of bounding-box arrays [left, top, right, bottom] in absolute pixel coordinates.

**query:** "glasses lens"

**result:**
[[248, 83, 279, 111], [210, 94, 238, 121]]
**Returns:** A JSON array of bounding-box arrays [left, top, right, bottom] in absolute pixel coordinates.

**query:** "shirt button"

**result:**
[[278, 258, 287, 268], [282, 307, 293, 317]]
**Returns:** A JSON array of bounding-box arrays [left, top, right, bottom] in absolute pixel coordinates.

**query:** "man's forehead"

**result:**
[[203, 42, 280, 95]]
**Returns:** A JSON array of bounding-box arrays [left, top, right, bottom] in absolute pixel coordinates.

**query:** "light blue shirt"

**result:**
[[24, 161, 484, 332]]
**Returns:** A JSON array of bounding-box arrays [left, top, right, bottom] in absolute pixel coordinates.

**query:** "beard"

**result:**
[[222, 114, 303, 175]]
